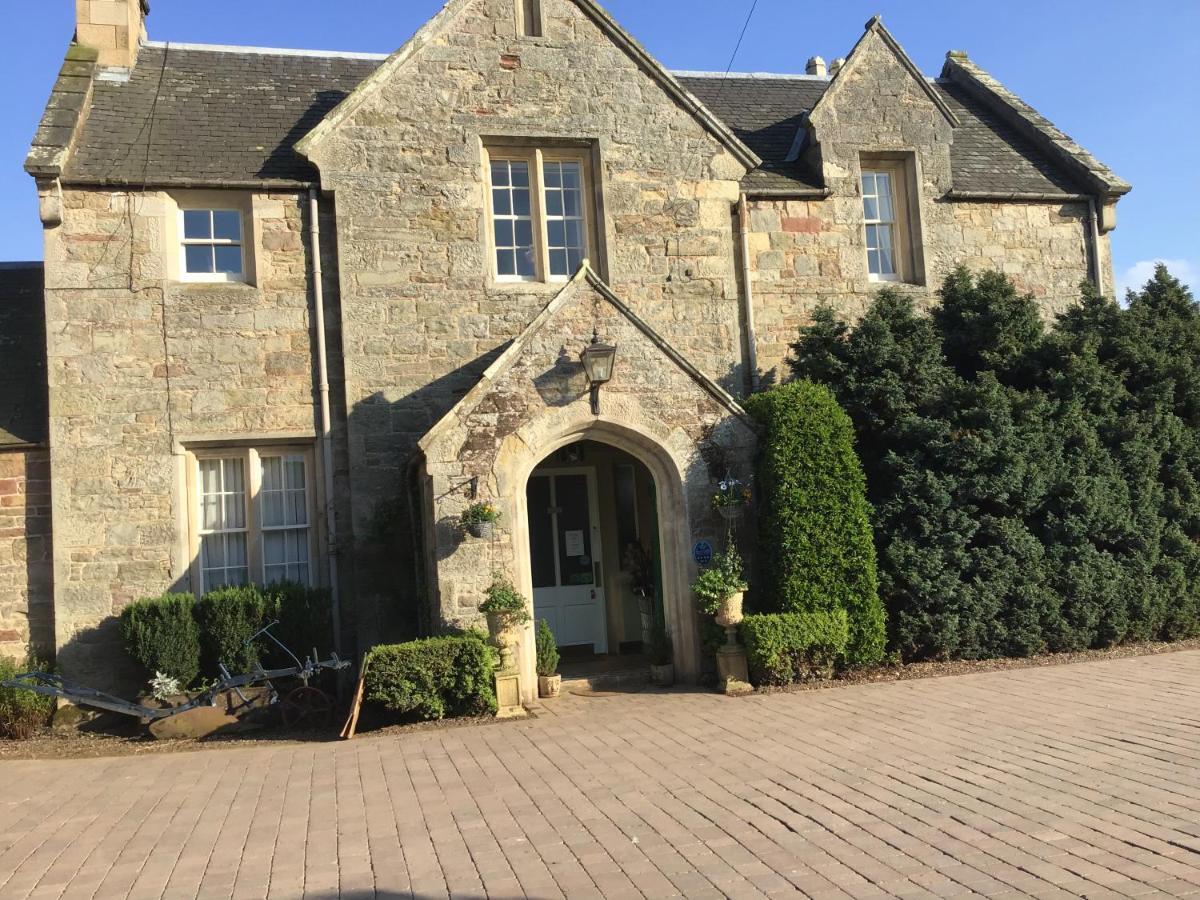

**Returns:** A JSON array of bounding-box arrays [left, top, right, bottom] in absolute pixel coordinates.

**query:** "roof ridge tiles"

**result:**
[[140, 39, 390, 61]]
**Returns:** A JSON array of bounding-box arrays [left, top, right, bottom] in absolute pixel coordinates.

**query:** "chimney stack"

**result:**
[[829, 57, 846, 76], [805, 56, 827, 77], [75, 0, 149, 69]]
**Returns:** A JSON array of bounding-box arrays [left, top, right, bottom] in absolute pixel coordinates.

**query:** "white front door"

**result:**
[[527, 468, 608, 653]]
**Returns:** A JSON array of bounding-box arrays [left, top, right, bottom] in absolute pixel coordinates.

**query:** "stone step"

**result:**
[[560, 666, 650, 692]]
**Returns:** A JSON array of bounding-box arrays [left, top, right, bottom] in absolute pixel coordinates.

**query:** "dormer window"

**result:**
[[519, 0, 543, 38], [860, 155, 922, 285]]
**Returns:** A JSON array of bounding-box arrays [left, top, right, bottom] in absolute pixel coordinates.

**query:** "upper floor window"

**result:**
[[180, 208, 244, 283], [862, 170, 901, 281], [486, 147, 594, 283], [519, 0, 543, 37], [860, 156, 924, 285], [192, 446, 314, 594]]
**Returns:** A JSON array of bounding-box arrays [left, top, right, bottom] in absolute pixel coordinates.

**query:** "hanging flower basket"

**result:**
[[461, 502, 501, 539], [467, 521, 495, 540], [712, 479, 751, 519]]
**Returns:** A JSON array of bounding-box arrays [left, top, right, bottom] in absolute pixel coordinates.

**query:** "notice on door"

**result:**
[[563, 530, 586, 557]]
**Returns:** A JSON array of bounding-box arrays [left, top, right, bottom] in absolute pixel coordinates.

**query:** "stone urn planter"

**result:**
[[538, 674, 562, 698], [715, 591, 744, 629], [467, 521, 495, 540], [650, 663, 675, 686], [485, 611, 521, 671]]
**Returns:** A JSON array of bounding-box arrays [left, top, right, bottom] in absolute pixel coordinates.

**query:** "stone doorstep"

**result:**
[[559, 665, 650, 692]]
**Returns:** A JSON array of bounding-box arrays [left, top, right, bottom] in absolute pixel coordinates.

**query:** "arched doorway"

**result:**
[[526, 440, 662, 666]]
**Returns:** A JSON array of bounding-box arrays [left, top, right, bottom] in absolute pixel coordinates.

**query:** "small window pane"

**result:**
[[183, 209, 211, 240], [567, 248, 584, 274], [510, 162, 529, 187], [877, 178, 894, 221], [513, 190, 530, 216], [516, 249, 536, 277], [491, 162, 510, 187], [547, 221, 565, 246], [549, 249, 568, 277], [226, 533, 247, 568], [185, 245, 214, 274], [561, 162, 581, 189], [515, 220, 533, 247], [286, 459, 305, 491], [201, 533, 225, 569], [497, 250, 516, 276], [214, 245, 243, 275], [863, 196, 879, 221], [545, 192, 563, 217], [544, 164, 561, 188], [492, 189, 511, 215], [861, 173, 875, 196], [494, 220, 514, 247], [865, 224, 878, 250], [565, 220, 581, 248], [213, 211, 241, 241]]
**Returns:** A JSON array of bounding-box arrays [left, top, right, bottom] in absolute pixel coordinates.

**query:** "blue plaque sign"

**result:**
[[692, 540, 714, 567]]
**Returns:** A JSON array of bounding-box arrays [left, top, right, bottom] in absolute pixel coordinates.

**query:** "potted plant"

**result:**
[[461, 501, 501, 539], [646, 624, 674, 686], [693, 545, 749, 630], [480, 575, 530, 670], [535, 619, 562, 698], [711, 478, 751, 521]]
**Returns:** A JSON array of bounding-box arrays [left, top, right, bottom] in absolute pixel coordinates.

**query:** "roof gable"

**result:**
[[808, 16, 960, 130], [420, 264, 753, 454], [295, 0, 760, 170]]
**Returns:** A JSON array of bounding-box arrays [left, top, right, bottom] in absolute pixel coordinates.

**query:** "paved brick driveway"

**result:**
[[2, 651, 1200, 899]]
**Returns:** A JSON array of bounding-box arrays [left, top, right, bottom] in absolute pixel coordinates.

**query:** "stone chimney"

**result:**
[[829, 57, 846, 76], [805, 56, 827, 77], [75, 0, 149, 69]]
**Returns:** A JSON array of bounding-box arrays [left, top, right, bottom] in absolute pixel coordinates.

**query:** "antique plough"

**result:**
[[2, 622, 349, 734]]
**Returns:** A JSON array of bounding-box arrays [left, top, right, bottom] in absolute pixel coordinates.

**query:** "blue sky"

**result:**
[[2, 0, 1196, 296]]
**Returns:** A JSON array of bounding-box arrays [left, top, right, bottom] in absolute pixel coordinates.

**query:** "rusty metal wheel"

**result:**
[[280, 686, 333, 730]]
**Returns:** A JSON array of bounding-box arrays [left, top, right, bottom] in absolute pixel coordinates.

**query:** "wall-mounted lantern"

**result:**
[[580, 328, 617, 415]]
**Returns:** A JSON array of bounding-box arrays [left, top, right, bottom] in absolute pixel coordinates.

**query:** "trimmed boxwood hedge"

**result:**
[[119, 583, 333, 686], [745, 381, 887, 666], [119, 593, 202, 686], [365, 633, 498, 721], [740, 610, 850, 686]]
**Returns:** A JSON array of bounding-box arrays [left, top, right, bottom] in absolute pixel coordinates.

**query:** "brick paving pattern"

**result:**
[[2, 650, 1200, 898]]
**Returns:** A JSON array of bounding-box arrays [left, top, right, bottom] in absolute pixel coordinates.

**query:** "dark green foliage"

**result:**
[[268, 582, 334, 662], [744, 381, 887, 665], [739, 611, 850, 686], [535, 619, 559, 677], [0, 654, 56, 739], [791, 264, 1200, 660], [195, 586, 275, 674], [119, 593, 201, 685], [364, 634, 498, 721]]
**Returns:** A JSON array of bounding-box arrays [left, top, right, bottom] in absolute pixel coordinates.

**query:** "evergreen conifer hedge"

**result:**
[[118, 593, 202, 685], [364, 633, 498, 721], [745, 381, 887, 665], [791, 264, 1200, 660]]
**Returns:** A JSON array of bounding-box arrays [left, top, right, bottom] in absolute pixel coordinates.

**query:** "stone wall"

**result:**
[[0, 449, 53, 659], [42, 187, 335, 686], [304, 0, 751, 641], [746, 196, 1105, 380]]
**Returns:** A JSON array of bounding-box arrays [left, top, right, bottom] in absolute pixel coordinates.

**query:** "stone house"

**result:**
[[5, 0, 1128, 700]]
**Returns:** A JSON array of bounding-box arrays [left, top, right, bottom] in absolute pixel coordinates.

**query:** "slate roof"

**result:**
[[0, 264, 48, 448], [60, 42, 1096, 197]]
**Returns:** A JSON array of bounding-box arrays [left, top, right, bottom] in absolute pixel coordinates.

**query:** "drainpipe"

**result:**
[[308, 187, 341, 653], [736, 193, 759, 393], [1086, 196, 1105, 297]]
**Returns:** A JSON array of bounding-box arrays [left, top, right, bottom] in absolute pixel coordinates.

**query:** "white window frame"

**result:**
[[861, 169, 904, 283], [484, 146, 596, 285], [518, 0, 543, 37], [188, 446, 317, 595], [179, 208, 246, 284]]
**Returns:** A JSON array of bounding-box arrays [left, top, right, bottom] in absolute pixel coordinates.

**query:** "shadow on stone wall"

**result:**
[[343, 345, 509, 652]]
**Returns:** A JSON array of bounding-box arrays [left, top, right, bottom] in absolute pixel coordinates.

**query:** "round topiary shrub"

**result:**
[[745, 380, 887, 666]]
